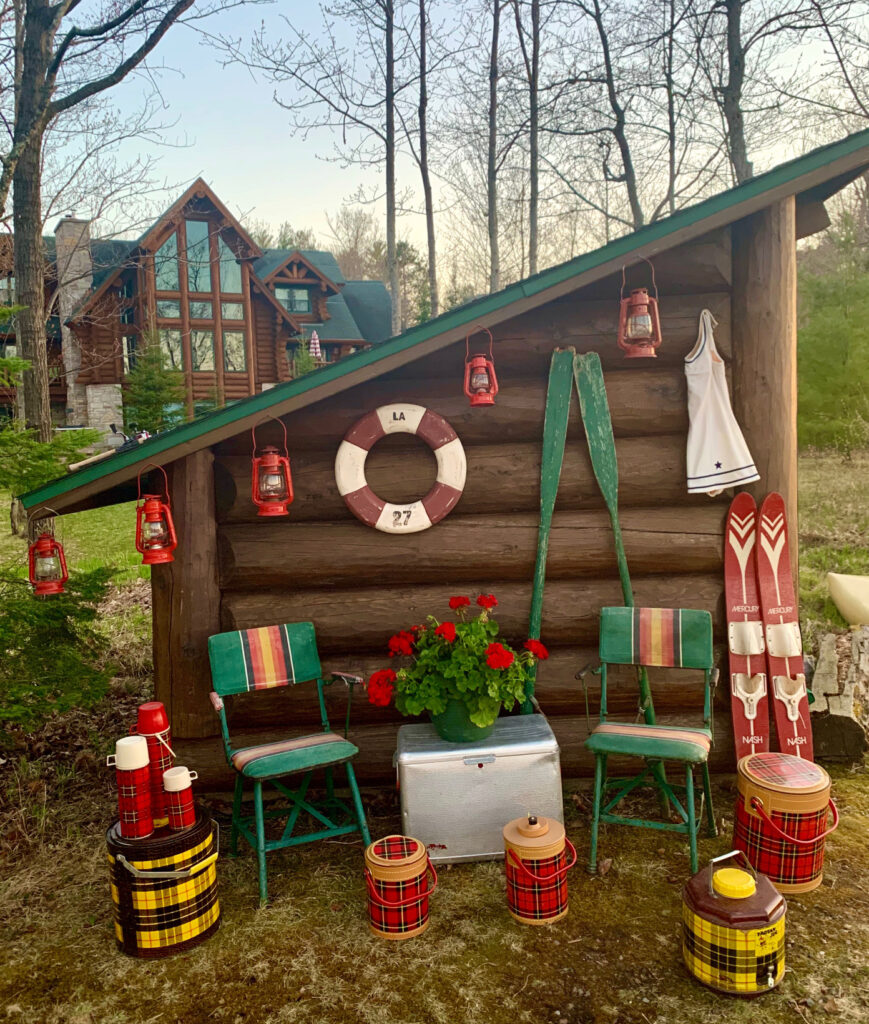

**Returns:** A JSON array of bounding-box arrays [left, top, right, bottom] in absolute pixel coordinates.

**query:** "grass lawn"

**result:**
[[0, 453, 866, 1023]]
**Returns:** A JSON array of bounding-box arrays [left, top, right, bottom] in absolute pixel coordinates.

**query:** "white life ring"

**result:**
[[335, 404, 467, 533]]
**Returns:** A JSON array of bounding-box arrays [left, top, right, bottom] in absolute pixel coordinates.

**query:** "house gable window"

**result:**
[[191, 329, 215, 371], [186, 219, 211, 293], [155, 234, 179, 291], [160, 328, 183, 370], [274, 285, 311, 314], [223, 330, 247, 372], [219, 238, 242, 292]]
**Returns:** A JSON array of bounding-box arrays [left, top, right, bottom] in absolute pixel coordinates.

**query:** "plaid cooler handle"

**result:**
[[750, 796, 839, 845], [364, 858, 438, 908], [507, 837, 578, 882]]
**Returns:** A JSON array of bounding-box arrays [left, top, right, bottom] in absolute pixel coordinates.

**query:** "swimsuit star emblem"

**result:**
[[715, 461, 722, 469]]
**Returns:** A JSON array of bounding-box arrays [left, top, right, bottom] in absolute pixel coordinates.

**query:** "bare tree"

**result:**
[[512, 0, 541, 274], [487, 0, 503, 291], [3, 0, 208, 440]]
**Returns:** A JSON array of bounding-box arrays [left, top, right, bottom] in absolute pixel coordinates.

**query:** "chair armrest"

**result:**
[[575, 662, 600, 682], [709, 667, 720, 692], [330, 671, 364, 687], [209, 691, 224, 712]]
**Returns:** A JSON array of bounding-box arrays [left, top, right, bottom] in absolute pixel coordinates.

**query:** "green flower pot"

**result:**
[[430, 700, 496, 743]]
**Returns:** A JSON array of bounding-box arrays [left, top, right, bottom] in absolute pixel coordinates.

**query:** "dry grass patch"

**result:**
[[2, 754, 868, 1024]]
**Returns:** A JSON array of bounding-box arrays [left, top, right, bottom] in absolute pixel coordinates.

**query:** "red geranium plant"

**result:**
[[366, 593, 549, 728]]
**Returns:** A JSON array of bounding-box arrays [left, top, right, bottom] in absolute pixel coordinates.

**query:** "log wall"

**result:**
[[186, 231, 741, 784]]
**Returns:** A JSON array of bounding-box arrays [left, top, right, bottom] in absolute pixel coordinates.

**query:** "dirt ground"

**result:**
[[2, 686, 867, 1024]]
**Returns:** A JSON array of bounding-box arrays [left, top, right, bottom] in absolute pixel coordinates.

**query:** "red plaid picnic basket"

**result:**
[[364, 835, 437, 940], [503, 815, 576, 925], [734, 752, 838, 894]]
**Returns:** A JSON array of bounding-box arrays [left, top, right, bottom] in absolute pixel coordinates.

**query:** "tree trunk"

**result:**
[[528, 0, 539, 275], [13, 0, 53, 442], [419, 0, 439, 318], [721, 0, 753, 183], [386, 0, 401, 335], [488, 0, 501, 293]]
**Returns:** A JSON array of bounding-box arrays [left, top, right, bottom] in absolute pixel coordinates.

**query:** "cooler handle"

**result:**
[[507, 837, 577, 883], [115, 822, 219, 879], [364, 858, 438, 908], [707, 849, 756, 896], [750, 796, 839, 845]]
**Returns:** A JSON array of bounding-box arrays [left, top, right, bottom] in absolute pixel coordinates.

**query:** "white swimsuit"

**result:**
[[685, 309, 759, 496]]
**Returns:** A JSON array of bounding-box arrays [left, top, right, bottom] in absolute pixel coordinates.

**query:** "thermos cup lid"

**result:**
[[163, 765, 197, 792], [136, 700, 170, 735], [713, 867, 757, 900], [111, 734, 149, 770]]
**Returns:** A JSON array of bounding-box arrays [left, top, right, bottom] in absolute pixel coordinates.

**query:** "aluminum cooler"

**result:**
[[395, 714, 563, 864]]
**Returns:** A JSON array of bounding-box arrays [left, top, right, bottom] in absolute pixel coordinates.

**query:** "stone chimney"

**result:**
[[54, 217, 92, 425]]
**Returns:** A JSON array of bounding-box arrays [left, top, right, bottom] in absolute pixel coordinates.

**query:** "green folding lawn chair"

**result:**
[[208, 621, 371, 905], [580, 607, 719, 875]]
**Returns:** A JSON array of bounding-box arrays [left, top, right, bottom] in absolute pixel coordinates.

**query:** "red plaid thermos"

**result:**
[[133, 701, 174, 828], [163, 766, 198, 830], [734, 752, 839, 894], [107, 735, 153, 839], [364, 835, 438, 940], [503, 815, 576, 925]]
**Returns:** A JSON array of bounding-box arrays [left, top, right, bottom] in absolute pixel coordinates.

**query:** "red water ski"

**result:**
[[725, 493, 769, 759], [756, 492, 813, 760]]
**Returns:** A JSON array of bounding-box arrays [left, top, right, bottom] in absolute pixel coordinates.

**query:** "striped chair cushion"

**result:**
[[230, 733, 358, 778], [586, 722, 712, 763]]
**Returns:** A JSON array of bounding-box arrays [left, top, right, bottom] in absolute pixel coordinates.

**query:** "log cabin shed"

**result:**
[[23, 130, 869, 785]]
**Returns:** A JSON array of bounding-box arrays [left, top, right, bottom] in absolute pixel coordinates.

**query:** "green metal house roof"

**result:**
[[342, 281, 392, 344], [22, 127, 869, 515]]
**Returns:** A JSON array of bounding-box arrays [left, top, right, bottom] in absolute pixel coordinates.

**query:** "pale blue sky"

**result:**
[[114, 3, 387, 243]]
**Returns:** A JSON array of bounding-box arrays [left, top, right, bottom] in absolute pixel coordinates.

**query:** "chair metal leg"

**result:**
[[229, 773, 243, 857], [701, 761, 717, 837], [325, 765, 334, 802], [588, 753, 606, 874], [685, 764, 698, 875], [345, 762, 371, 847], [253, 780, 268, 906]]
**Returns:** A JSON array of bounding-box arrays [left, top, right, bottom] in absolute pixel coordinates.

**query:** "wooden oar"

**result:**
[[523, 347, 575, 712], [575, 351, 669, 810], [573, 352, 633, 606]]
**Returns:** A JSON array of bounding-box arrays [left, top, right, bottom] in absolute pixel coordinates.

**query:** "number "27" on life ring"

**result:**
[[335, 404, 467, 534]]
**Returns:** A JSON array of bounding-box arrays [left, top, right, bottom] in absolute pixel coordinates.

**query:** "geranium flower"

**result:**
[[366, 669, 396, 707], [524, 639, 549, 660], [435, 621, 457, 643], [477, 594, 498, 609], [485, 642, 514, 670], [388, 630, 415, 657], [449, 596, 471, 610]]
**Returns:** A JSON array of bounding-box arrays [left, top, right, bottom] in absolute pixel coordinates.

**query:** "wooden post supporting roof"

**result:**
[[152, 449, 221, 739], [732, 196, 798, 584]]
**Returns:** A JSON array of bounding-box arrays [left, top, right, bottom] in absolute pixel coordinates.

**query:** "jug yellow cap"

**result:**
[[713, 867, 756, 899]]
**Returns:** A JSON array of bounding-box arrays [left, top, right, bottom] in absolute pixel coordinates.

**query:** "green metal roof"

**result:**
[[342, 281, 392, 343], [22, 127, 869, 514]]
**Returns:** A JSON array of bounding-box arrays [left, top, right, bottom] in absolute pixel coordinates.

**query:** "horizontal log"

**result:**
[[212, 367, 689, 455], [388, 292, 731, 379], [223, 648, 713, 730], [220, 574, 724, 654], [179, 709, 736, 789], [215, 434, 727, 524], [218, 506, 726, 589]]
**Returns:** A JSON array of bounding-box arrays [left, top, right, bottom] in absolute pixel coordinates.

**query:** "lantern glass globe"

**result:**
[[627, 313, 653, 339], [143, 519, 169, 546], [35, 554, 61, 580], [259, 470, 288, 499]]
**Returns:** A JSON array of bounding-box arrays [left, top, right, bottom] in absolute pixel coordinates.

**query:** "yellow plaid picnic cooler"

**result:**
[[682, 851, 786, 995], [106, 809, 220, 958]]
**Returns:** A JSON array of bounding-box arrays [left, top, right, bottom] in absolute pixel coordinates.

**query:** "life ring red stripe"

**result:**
[[343, 410, 385, 451], [416, 409, 458, 449], [343, 485, 385, 528], [422, 482, 463, 524]]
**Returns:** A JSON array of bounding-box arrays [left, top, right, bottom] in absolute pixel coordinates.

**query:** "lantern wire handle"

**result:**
[[251, 415, 289, 458], [465, 325, 494, 363], [136, 463, 170, 502], [27, 505, 62, 544], [620, 257, 658, 302]]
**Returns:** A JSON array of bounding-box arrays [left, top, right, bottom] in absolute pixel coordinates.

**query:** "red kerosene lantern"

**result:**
[[251, 418, 294, 517], [617, 259, 663, 359], [135, 464, 177, 565], [464, 326, 499, 407], [28, 514, 68, 596]]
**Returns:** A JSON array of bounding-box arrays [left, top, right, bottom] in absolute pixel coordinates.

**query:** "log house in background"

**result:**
[[22, 131, 869, 786]]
